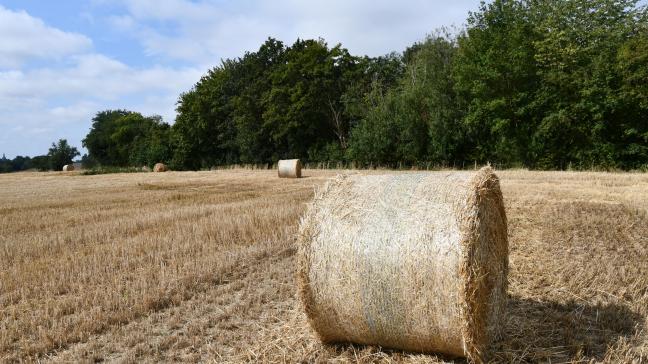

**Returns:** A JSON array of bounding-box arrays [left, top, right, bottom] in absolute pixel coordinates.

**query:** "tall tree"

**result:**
[[84, 110, 171, 167], [48, 139, 80, 171], [349, 33, 463, 166], [454, 0, 539, 165], [530, 0, 648, 168], [82, 110, 133, 166], [171, 37, 378, 168]]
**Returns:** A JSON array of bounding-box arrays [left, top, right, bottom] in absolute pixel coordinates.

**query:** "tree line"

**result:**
[[4, 0, 648, 172], [0, 140, 79, 172]]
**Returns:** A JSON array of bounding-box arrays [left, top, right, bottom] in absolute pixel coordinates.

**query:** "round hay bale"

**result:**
[[62, 164, 74, 172], [278, 159, 302, 178], [153, 163, 168, 172], [297, 167, 508, 363]]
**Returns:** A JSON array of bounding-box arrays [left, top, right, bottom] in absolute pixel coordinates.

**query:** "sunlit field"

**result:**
[[1, 169, 647, 363]]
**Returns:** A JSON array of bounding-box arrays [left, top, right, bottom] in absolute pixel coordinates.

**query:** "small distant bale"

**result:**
[[153, 163, 168, 172], [278, 159, 302, 178], [62, 164, 74, 172], [297, 167, 508, 363], [141, 165, 151, 172]]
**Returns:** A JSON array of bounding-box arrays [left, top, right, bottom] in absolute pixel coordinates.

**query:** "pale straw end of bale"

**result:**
[[278, 159, 302, 178], [297, 167, 508, 363]]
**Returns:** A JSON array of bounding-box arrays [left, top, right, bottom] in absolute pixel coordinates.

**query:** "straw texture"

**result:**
[[153, 163, 168, 172], [62, 164, 74, 172], [278, 159, 302, 178], [297, 167, 508, 363]]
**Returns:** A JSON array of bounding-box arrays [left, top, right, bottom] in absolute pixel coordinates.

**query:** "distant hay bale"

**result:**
[[297, 167, 508, 363], [62, 164, 74, 172], [153, 163, 168, 172], [278, 159, 302, 178], [141, 165, 151, 172]]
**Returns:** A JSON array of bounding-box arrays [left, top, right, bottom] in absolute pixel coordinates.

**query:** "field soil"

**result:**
[[0, 169, 647, 363]]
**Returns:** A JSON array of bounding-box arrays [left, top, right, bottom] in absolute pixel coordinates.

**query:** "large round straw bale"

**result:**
[[153, 163, 168, 172], [297, 167, 508, 363], [278, 159, 302, 178], [62, 164, 74, 172]]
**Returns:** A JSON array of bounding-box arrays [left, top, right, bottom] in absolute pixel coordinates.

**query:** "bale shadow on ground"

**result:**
[[307, 296, 642, 363], [492, 296, 643, 362], [312, 297, 643, 364]]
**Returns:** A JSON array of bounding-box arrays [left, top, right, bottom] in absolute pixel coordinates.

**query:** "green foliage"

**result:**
[[81, 166, 145, 175], [74, 1, 648, 171], [11, 156, 32, 171], [0, 154, 50, 172], [349, 33, 464, 166], [528, 0, 648, 169], [452, 0, 648, 169], [0, 155, 9, 173], [454, 0, 539, 165], [0, 154, 35, 173], [31, 155, 50, 171], [80, 154, 97, 169], [47, 139, 80, 171], [82, 110, 131, 166], [170, 38, 403, 169], [83, 110, 171, 167], [346, 85, 398, 164]]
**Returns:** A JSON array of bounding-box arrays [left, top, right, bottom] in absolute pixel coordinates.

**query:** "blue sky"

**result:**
[[0, 0, 481, 158]]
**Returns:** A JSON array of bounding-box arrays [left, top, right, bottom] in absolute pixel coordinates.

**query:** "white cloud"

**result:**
[[0, 54, 200, 107], [122, 0, 218, 21], [113, 0, 476, 65], [49, 102, 102, 123], [0, 5, 92, 68], [107, 14, 136, 31], [0, 5, 205, 157], [0, 53, 202, 157]]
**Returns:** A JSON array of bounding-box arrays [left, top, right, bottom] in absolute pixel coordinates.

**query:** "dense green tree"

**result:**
[[172, 90, 207, 169], [528, 0, 648, 168], [76, 5, 648, 171], [10, 156, 32, 171], [171, 37, 396, 168], [80, 154, 97, 169], [0, 154, 10, 173], [31, 156, 50, 171], [263, 39, 357, 161], [84, 110, 171, 167], [453, 0, 539, 165], [233, 38, 285, 164], [0, 155, 34, 173], [616, 28, 648, 167], [349, 33, 463, 166], [347, 81, 399, 164], [47, 139, 80, 171], [451, 0, 648, 169], [172, 62, 241, 169], [82, 110, 132, 166]]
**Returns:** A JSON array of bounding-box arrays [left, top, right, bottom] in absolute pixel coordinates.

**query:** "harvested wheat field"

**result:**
[[0, 169, 647, 363]]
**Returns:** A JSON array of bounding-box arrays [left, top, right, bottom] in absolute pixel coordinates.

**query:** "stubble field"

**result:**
[[0, 169, 647, 363]]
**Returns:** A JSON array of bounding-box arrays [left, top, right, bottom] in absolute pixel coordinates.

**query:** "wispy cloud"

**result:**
[[0, 4, 202, 157], [0, 5, 92, 68], [0, 54, 200, 103], [110, 0, 474, 65]]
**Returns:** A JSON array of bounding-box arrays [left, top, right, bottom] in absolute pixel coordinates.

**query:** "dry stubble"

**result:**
[[0, 169, 647, 363]]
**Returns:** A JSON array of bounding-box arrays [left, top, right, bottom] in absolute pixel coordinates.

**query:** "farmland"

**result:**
[[0, 169, 647, 363]]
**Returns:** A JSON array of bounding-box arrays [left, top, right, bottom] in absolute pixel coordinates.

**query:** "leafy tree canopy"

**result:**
[[48, 139, 80, 171]]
